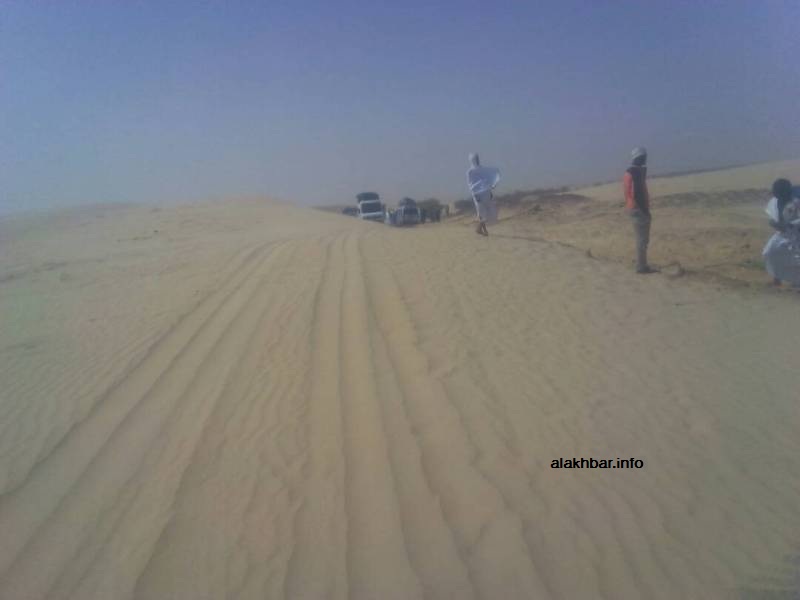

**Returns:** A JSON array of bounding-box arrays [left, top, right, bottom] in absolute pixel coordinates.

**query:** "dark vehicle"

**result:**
[[393, 198, 421, 226], [342, 206, 358, 217], [356, 192, 384, 221]]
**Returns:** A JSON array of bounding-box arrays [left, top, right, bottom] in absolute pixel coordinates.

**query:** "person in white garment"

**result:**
[[763, 178, 800, 286], [467, 153, 501, 236]]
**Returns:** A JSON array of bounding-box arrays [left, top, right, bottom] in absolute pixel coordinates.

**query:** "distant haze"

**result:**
[[2, 1, 800, 214]]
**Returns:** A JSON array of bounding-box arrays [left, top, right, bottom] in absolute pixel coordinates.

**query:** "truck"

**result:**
[[356, 192, 385, 222]]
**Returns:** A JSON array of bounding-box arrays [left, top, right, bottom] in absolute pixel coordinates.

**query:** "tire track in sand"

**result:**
[[55, 242, 309, 600], [336, 232, 423, 600], [0, 241, 290, 599], [358, 231, 551, 600], [131, 237, 331, 600], [287, 232, 425, 600], [355, 233, 477, 600], [0, 243, 265, 497], [284, 234, 349, 600]]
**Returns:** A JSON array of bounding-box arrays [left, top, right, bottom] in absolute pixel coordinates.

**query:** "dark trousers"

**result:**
[[629, 209, 651, 270]]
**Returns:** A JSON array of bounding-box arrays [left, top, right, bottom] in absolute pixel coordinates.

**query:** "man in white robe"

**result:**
[[467, 153, 501, 236]]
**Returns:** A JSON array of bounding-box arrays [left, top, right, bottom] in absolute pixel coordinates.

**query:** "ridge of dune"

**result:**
[[493, 158, 800, 287], [574, 158, 800, 201], [1, 181, 799, 598]]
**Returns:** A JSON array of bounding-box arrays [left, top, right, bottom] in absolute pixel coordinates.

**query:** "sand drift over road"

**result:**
[[1, 195, 799, 599]]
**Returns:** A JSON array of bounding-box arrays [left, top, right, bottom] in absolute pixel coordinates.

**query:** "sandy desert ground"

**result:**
[[1, 163, 800, 599], [490, 159, 800, 287]]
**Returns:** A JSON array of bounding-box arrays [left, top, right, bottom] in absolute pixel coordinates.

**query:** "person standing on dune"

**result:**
[[467, 153, 501, 236], [623, 147, 656, 273]]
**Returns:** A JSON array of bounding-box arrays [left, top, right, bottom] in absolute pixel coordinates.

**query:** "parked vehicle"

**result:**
[[342, 206, 358, 217], [393, 197, 421, 226], [356, 192, 385, 221]]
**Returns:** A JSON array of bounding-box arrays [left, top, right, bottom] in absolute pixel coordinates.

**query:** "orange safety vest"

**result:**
[[623, 166, 649, 211]]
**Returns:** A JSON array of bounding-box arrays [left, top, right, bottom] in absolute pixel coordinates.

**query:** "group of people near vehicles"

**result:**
[[467, 149, 800, 284]]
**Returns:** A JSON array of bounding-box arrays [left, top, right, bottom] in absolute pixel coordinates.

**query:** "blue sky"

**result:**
[[1, 1, 799, 213]]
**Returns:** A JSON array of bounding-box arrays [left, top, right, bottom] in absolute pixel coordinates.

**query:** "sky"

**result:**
[[2, 1, 800, 214]]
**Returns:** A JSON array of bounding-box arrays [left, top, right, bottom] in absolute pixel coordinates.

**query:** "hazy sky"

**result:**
[[2, 1, 799, 213]]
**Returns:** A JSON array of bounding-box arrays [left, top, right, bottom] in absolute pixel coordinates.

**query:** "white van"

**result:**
[[356, 192, 385, 221]]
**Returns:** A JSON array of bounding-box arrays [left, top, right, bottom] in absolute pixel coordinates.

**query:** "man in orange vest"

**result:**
[[623, 147, 656, 273]]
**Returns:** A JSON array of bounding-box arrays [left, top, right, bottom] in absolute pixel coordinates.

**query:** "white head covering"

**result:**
[[765, 196, 800, 225], [631, 147, 647, 160], [467, 153, 500, 196], [766, 196, 781, 222]]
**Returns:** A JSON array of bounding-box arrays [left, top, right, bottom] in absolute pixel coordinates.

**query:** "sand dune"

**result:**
[[1, 179, 799, 598], [474, 159, 800, 289]]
